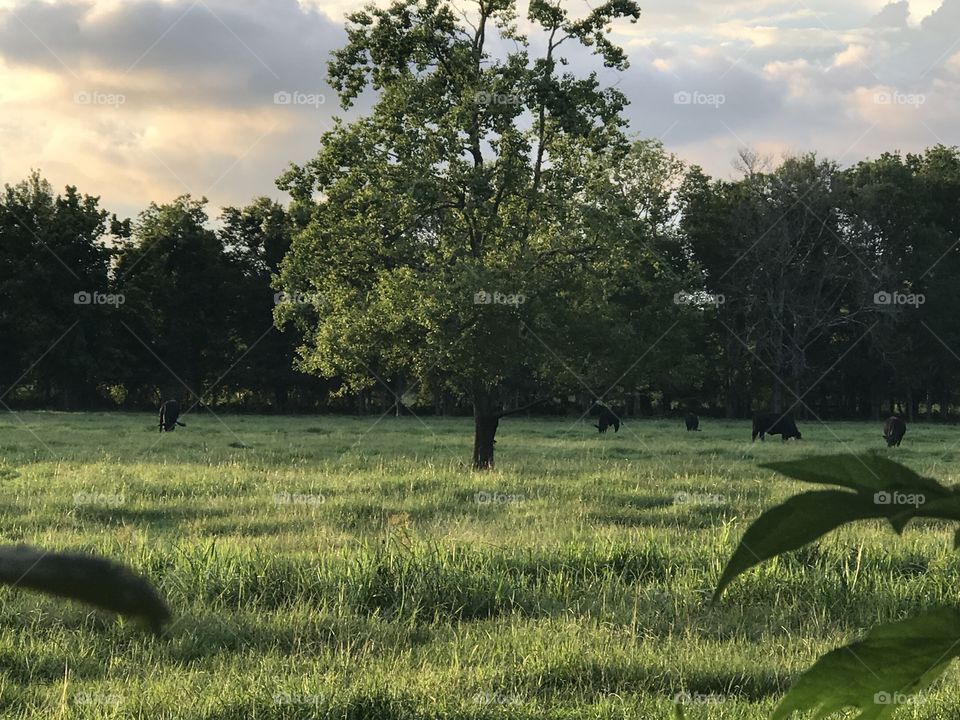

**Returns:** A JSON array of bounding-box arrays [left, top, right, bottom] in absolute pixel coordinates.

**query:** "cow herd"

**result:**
[[161, 398, 908, 448], [589, 402, 908, 447]]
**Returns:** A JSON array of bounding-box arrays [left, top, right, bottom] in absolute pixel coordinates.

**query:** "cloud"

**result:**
[[0, 0, 958, 216], [870, 1, 911, 27], [0, 0, 344, 107], [0, 0, 346, 217]]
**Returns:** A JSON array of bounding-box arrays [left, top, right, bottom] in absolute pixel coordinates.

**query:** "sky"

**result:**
[[0, 0, 958, 220]]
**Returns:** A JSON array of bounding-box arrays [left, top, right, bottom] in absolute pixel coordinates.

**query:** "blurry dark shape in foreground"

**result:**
[[0, 545, 171, 633]]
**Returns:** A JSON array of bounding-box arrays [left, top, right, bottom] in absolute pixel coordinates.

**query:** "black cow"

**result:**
[[883, 416, 906, 447], [685, 412, 700, 431], [593, 404, 621, 433], [752, 412, 801, 441], [159, 400, 185, 433]]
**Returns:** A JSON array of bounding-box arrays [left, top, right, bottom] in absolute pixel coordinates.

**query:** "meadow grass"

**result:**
[[0, 411, 959, 718]]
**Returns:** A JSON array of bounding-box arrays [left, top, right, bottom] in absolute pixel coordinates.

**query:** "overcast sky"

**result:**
[[0, 0, 957, 220]]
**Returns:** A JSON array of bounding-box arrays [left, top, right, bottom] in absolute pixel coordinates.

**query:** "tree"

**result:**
[[114, 197, 242, 403], [682, 154, 864, 417], [679, 166, 760, 417], [0, 174, 115, 408], [841, 146, 960, 420], [220, 198, 304, 410], [277, 0, 640, 467]]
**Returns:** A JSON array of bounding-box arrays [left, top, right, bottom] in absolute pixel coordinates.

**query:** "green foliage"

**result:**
[[113, 197, 242, 398], [278, 0, 683, 429], [771, 609, 960, 720], [0, 173, 115, 408], [716, 454, 960, 718]]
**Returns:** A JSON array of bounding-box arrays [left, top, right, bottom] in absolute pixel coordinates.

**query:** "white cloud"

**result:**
[[0, 0, 958, 214]]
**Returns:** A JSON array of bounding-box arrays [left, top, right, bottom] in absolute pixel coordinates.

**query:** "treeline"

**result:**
[[1, 142, 959, 420], [0, 177, 322, 411]]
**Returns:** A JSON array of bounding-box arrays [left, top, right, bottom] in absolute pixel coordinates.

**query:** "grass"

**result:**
[[0, 411, 959, 718]]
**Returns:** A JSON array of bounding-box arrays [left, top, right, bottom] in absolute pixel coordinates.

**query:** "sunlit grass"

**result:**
[[0, 411, 958, 718]]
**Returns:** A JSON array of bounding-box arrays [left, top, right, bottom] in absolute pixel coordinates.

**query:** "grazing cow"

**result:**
[[593, 404, 621, 433], [883, 416, 906, 447], [685, 412, 700, 431], [752, 412, 801, 441], [159, 400, 185, 433]]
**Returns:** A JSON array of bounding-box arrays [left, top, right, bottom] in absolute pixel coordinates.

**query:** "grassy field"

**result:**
[[0, 411, 959, 718]]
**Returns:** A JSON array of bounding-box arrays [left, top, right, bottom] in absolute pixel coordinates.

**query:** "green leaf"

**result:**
[[773, 608, 960, 719], [760, 454, 949, 497], [713, 490, 890, 600]]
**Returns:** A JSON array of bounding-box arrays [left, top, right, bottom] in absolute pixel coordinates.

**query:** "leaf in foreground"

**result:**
[[773, 608, 960, 719], [0, 545, 171, 633], [760, 454, 949, 497], [713, 490, 889, 600]]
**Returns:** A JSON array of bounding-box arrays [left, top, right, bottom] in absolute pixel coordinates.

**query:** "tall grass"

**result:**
[[0, 412, 958, 717]]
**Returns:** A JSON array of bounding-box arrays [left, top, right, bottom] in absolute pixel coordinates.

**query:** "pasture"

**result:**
[[0, 412, 959, 718]]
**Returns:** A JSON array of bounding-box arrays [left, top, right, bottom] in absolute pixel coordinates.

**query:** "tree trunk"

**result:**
[[661, 391, 672, 416], [473, 414, 499, 469], [724, 385, 737, 419], [870, 389, 881, 421], [274, 383, 288, 413], [472, 393, 500, 470], [772, 381, 783, 414]]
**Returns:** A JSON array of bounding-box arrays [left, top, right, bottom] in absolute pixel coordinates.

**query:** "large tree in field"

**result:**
[[278, 0, 640, 467]]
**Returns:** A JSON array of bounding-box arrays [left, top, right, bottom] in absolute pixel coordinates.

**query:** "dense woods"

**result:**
[[2, 143, 958, 423]]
